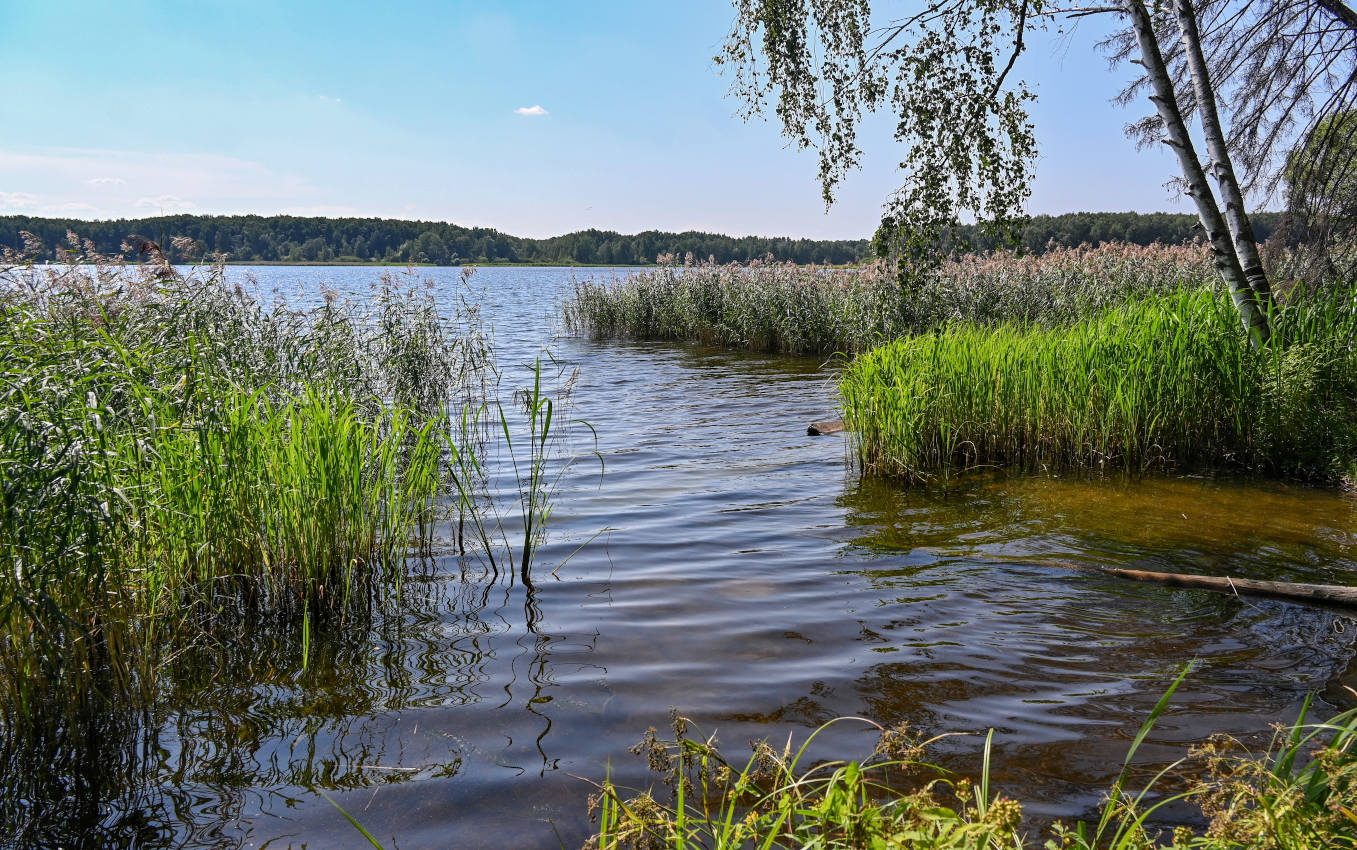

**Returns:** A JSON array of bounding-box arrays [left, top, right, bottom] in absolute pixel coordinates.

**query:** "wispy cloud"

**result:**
[[318, 94, 343, 104], [135, 194, 195, 211], [45, 202, 100, 214], [87, 176, 125, 185], [514, 105, 548, 117]]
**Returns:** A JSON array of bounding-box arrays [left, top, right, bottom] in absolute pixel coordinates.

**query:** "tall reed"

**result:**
[[0, 233, 494, 723], [841, 285, 1357, 481], [563, 243, 1220, 355]]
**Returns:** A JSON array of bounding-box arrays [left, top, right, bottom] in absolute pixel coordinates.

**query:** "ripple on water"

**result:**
[[39, 266, 1356, 849]]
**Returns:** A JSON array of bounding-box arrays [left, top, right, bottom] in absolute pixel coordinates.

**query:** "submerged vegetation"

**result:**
[[589, 678, 1357, 849]]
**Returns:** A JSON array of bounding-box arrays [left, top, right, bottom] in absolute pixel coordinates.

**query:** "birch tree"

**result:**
[[1109, 0, 1357, 269], [722, 0, 1357, 343], [1126, 0, 1270, 342]]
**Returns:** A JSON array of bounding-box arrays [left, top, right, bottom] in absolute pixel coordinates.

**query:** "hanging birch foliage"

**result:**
[[719, 0, 1040, 263]]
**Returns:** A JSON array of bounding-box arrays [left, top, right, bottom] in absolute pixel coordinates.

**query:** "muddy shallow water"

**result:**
[[13, 266, 1357, 849]]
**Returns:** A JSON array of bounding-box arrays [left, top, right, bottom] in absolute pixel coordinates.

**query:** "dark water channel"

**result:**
[[17, 267, 1357, 849]]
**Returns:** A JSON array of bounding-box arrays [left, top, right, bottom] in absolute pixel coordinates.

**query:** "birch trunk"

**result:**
[[1173, 0, 1274, 307], [1125, 0, 1271, 345]]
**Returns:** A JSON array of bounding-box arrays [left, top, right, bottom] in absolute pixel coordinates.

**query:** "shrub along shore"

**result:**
[[842, 286, 1357, 482], [564, 243, 1357, 484]]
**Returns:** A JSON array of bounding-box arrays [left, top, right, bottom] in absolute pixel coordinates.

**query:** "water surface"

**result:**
[[15, 265, 1357, 849]]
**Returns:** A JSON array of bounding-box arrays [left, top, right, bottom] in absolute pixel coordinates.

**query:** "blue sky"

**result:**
[[0, 0, 1190, 239]]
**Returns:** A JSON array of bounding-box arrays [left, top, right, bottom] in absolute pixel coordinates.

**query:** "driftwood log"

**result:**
[[980, 554, 1357, 608], [1096, 567, 1357, 607], [807, 420, 845, 436], [1093, 565, 1357, 704]]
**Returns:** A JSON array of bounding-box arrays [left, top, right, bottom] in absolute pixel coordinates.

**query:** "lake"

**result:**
[[21, 264, 1357, 849]]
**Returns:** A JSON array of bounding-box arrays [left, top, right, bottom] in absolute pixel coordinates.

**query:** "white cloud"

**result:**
[[87, 176, 125, 185], [135, 194, 195, 211], [514, 105, 548, 117], [318, 94, 343, 104]]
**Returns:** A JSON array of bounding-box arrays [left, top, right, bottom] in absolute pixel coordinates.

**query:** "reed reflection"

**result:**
[[0, 547, 597, 849]]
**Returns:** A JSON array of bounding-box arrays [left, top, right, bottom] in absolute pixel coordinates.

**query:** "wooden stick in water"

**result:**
[[1096, 566, 1357, 607]]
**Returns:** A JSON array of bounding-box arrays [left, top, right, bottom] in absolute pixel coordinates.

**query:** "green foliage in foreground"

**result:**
[[587, 686, 1357, 849], [0, 243, 491, 723], [841, 286, 1357, 482]]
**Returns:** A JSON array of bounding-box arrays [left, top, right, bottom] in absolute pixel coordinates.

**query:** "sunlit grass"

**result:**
[[840, 285, 1357, 482], [0, 233, 495, 723], [585, 672, 1357, 849]]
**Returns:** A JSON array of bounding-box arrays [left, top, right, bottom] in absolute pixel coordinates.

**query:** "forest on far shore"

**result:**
[[0, 210, 1283, 266]]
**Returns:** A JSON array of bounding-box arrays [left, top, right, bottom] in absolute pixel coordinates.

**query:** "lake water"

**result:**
[[16, 265, 1357, 849]]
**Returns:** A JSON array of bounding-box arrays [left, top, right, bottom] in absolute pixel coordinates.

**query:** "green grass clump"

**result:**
[[841, 285, 1357, 482], [587, 680, 1357, 849]]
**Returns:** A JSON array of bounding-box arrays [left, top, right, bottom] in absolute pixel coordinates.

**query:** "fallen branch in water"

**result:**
[[1095, 567, 1357, 607], [976, 553, 1357, 608]]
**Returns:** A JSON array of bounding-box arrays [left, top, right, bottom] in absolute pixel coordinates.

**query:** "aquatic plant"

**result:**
[[0, 233, 497, 724], [437, 355, 578, 583], [840, 284, 1357, 481], [563, 243, 1221, 355], [588, 713, 1023, 850]]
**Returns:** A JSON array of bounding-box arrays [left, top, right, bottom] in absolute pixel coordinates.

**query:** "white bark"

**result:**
[[1173, 0, 1274, 307], [1125, 0, 1271, 345]]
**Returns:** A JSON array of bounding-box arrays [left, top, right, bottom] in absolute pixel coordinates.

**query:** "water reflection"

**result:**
[[843, 472, 1357, 581], [0, 694, 171, 848], [834, 472, 1357, 822], [6, 267, 1357, 848], [1, 547, 603, 848]]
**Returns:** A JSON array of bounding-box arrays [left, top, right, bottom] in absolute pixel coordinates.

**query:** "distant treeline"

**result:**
[[957, 210, 1285, 253], [0, 211, 1285, 267], [0, 214, 867, 266]]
